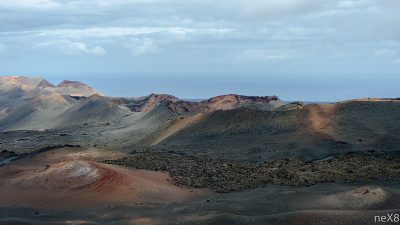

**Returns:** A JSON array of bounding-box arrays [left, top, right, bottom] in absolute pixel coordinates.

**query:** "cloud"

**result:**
[[0, 0, 61, 9], [240, 0, 333, 19], [33, 27, 233, 40], [0, 43, 6, 53], [127, 38, 160, 56], [1, 0, 400, 76], [67, 42, 106, 55], [394, 58, 400, 65], [237, 49, 289, 62], [38, 27, 185, 39], [373, 49, 396, 57], [336, 0, 368, 9], [36, 40, 106, 56], [377, 0, 400, 9]]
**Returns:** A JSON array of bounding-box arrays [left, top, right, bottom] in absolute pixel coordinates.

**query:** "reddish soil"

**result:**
[[0, 147, 205, 209]]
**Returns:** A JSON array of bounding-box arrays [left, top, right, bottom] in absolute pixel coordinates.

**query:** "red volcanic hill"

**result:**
[[57, 80, 90, 88], [203, 94, 281, 111], [114, 93, 283, 113]]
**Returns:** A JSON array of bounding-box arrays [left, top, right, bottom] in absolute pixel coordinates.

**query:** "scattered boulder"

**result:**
[[275, 101, 305, 111]]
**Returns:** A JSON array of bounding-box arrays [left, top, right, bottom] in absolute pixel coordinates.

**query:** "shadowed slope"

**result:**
[[0, 93, 75, 131]]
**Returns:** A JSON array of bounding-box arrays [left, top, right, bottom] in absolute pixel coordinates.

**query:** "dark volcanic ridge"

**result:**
[[111, 93, 282, 113], [104, 152, 400, 193]]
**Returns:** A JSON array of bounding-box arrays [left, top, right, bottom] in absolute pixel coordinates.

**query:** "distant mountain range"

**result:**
[[0, 76, 283, 131]]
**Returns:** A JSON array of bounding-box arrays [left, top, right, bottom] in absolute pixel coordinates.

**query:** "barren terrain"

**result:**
[[0, 77, 399, 224]]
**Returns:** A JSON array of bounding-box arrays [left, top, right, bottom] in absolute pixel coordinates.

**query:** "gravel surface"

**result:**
[[104, 152, 400, 193]]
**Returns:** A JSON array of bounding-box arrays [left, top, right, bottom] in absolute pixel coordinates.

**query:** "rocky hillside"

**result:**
[[0, 76, 100, 96], [44, 80, 102, 97], [112, 93, 283, 113], [0, 76, 114, 131], [0, 76, 284, 131], [1, 76, 399, 164], [116, 94, 203, 113], [148, 100, 400, 161], [204, 94, 282, 111]]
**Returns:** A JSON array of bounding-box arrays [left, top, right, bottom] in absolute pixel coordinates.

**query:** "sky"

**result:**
[[0, 0, 399, 101]]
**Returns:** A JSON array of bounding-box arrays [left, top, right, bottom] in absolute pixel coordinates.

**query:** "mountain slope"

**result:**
[[204, 94, 282, 111], [0, 76, 44, 92], [0, 93, 75, 131], [1, 76, 399, 163], [0, 76, 99, 96], [57, 95, 132, 127], [149, 100, 400, 161], [43, 80, 101, 97], [0, 76, 103, 131], [113, 93, 283, 113]]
